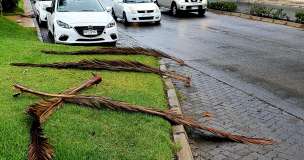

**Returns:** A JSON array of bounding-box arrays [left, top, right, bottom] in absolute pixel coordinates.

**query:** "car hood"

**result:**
[[125, 3, 157, 10], [56, 12, 112, 26], [39, 1, 52, 6]]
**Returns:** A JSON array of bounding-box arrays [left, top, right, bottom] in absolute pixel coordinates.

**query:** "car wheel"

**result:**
[[171, 3, 179, 16], [198, 9, 206, 16], [112, 8, 117, 21], [53, 27, 57, 44], [123, 12, 129, 25], [36, 14, 41, 26]]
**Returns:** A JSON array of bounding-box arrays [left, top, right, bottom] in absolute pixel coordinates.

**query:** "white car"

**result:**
[[112, 0, 161, 25], [46, 0, 118, 44], [156, 0, 207, 16], [34, 0, 52, 25]]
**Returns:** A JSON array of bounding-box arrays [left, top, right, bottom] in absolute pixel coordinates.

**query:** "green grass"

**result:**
[[2, 0, 24, 16], [0, 15, 175, 159]]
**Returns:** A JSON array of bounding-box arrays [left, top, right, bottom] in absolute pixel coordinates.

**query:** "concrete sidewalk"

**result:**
[[4, 0, 35, 27]]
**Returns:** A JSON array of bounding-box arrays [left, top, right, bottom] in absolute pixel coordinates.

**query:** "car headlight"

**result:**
[[106, 20, 116, 28], [56, 20, 72, 29], [129, 7, 137, 14], [155, 6, 160, 13], [41, 4, 47, 11]]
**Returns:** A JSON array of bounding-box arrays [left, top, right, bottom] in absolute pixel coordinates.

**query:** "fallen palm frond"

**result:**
[[13, 84, 276, 145], [41, 47, 184, 65], [28, 120, 54, 160], [21, 74, 102, 160], [11, 59, 191, 86], [24, 74, 102, 123]]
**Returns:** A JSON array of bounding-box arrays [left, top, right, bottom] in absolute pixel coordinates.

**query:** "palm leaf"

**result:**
[[13, 84, 276, 145], [28, 120, 54, 160], [11, 59, 191, 86], [41, 47, 185, 65], [23, 74, 102, 123]]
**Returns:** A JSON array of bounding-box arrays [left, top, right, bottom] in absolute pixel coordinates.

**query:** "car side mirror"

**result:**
[[106, 7, 111, 12], [117, 0, 123, 3], [46, 7, 52, 13]]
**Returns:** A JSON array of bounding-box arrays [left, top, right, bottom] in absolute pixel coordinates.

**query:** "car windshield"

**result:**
[[125, 0, 153, 3], [57, 0, 105, 12]]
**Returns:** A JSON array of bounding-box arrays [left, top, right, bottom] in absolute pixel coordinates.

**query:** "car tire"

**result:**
[[171, 3, 179, 16], [123, 12, 129, 25], [112, 8, 117, 21], [198, 9, 206, 16], [36, 14, 41, 26], [53, 27, 57, 44]]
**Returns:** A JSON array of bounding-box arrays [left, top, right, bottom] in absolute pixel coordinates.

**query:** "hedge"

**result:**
[[208, 1, 238, 12], [2, 0, 19, 12]]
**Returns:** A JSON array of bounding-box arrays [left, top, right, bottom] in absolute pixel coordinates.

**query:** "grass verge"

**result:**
[[0, 15, 175, 159]]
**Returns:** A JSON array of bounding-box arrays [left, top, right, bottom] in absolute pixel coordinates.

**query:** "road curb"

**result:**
[[207, 8, 304, 29], [159, 59, 194, 160]]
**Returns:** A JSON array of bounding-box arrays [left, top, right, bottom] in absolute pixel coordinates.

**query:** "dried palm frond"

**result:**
[[41, 47, 184, 65], [28, 120, 54, 160], [11, 59, 191, 86], [23, 74, 102, 123], [13, 84, 276, 145]]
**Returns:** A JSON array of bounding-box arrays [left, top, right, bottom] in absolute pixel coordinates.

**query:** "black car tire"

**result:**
[[171, 3, 179, 16], [123, 12, 129, 25], [198, 9, 206, 16], [112, 8, 117, 21]]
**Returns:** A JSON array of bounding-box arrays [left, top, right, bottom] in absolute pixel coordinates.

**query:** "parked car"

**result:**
[[112, 0, 161, 25], [156, 0, 207, 16], [46, 0, 118, 44], [34, 0, 52, 25]]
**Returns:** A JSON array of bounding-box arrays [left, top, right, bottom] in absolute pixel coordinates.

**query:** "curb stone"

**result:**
[[159, 59, 194, 160]]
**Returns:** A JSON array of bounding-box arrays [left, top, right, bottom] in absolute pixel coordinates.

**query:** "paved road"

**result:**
[[34, 1, 304, 159]]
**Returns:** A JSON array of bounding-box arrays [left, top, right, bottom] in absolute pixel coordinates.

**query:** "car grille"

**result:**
[[74, 26, 105, 37], [137, 10, 154, 13], [76, 38, 105, 41], [139, 17, 154, 20]]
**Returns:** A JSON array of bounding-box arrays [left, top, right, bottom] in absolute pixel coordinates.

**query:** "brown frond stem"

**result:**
[[14, 84, 276, 145], [41, 47, 184, 65], [11, 59, 191, 86], [28, 120, 54, 160]]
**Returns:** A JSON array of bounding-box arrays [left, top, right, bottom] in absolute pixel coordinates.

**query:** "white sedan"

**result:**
[[34, 0, 52, 25], [46, 0, 117, 44], [112, 0, 161, 25]]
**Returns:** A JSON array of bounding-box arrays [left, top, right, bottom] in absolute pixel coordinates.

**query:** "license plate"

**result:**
[[142, 13, 151, 17], [192, 7, 198, 10], [83, 30, 97, 35]]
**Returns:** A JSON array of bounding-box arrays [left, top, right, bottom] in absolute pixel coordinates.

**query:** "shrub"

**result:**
[[295, 11, 304, 24], [208, 1, 238, 12], [270, 8, 288, 20], [2, 0, 19, 12], [250, 5, 271, 17]]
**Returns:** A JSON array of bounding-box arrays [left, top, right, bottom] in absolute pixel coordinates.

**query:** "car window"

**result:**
[[57, 0, 105, 12], [124, 0, 153, 3]]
